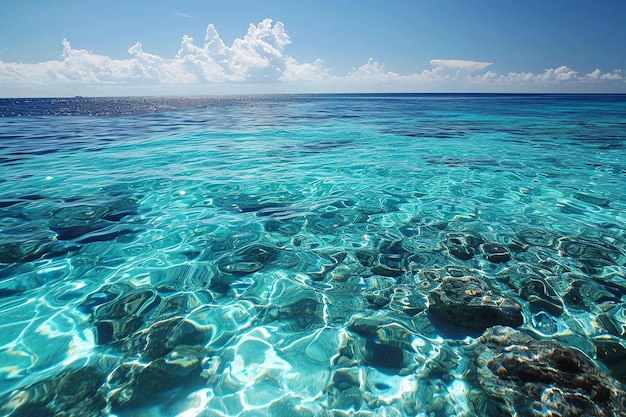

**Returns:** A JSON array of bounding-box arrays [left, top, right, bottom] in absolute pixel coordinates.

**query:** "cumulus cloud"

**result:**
[[584, 68, 623, 80], [307, 56, 626, 94], [493, 66, 622, 85], [348, 58, 401, 80], [280, 58, 333, 82], [540, 65, 578, 81], [0, 18, 624, 94], [347, 58, 456, 83], [0, 18, 331, 87]]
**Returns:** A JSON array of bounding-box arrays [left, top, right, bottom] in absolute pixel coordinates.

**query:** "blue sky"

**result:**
[[1, 0, 625, 96]]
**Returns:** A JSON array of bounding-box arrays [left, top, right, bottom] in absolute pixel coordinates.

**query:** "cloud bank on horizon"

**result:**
[[0, 18, 624, 96]]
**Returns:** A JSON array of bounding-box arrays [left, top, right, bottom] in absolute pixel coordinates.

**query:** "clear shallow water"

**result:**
[[0, 94, 626, 416]]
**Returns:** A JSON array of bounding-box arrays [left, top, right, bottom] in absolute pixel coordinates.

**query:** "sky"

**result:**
[[1, 0, 625, 97]]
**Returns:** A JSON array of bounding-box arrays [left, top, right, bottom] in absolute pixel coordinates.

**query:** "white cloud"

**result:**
[[498, 66, 577, 83], [585, 68, 603, 80], [347, 58, 457, 83], [0, 18, 329, 88], [348, 58, 401, 80], [0, 18, 624, 95], [280, 58, 333, 82], [340, 59, 626, 92], [584, 68, 622, 80], [429, 59, 493, 73], [542, 65, 578, 81]]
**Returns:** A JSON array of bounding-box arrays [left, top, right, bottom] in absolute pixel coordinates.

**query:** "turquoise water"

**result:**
[[1, 94, 626, 416]]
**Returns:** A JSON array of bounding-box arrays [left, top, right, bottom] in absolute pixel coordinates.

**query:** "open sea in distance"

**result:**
[[1, 93, 626, 416]]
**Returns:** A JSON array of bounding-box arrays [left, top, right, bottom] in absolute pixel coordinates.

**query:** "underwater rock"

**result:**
[[263, 218, 302, 236], [370, 257, 405, 277], [354, 249, 376, 268], [519, 276, 563, 316], [216, 243, 280, 275], [347, 314, 416, 370], [468, 326, 626, 417], [0, 238, 50, 264], [355, 249, 406, 277], [258, 296, 325, 331], [496, 264, 564, 316], [357, 275, 397, 308], [101, 196, 140, 222], [366, 343, 404, 370], [150, 263, 216, 293], [480, 242, 511, 264], [561, 273, 625, 312], [0, 219, 83, 264], [560, 274, 589, 310], [93, 287, 161, 320], [530, 311, 560, 335], [95, 316, 144, 346], [557, 237, 624, 274], [0, 365, 107, 417], [444, 232, 485, 261], [355, 275, 427, 316], [79, 282, 135, 314], [49, 205, 111, 240], [348, 316, 415, 353], [150, 292, 211, 320], [417, 344, 461, 385], [326, 368, 363, 411], [0, 265, 49, 297], [304, 249, 349, 281], [515, 228, 559, 248], [93, 292, 207, 356], [326, 253, 370, 283], [428, 275, 523, 332], [254, 205, 300, 219], [377, 237, 408, 257], [386, 285, 428, 316], [92, 287, 161, 345], [127, 317, 206, 361], [106, 344, 205, 411], [0, 194, 141, 265], [596, 305, 626, 338], [594, 336, 626, 383], [49, 196, 139, 243], [413, 344, 466, 417]]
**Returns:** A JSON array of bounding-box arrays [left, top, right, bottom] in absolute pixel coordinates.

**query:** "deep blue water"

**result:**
[[1, 94, 626, 416]]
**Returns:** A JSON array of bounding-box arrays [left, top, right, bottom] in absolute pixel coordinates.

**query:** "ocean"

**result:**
[[1, 94, 625, 416]]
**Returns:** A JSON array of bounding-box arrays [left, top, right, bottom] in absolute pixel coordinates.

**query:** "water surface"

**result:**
[[1, 94, 626, 416]]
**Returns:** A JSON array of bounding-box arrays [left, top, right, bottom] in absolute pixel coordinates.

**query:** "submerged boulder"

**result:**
[[258, 296, 325, 331], [594, 336, 626, 384], [347, 313, 418, 371], [480, 242, 512, 264], [444, 232, 485, 261], [106, 345, 206, 412], [0, 365, 107, 417], [557, 237, 624, 274], [515, 227, 559, 249], [428, 275, 523, 332], [216, 243, 280, 275], [468, 326, 626, 417], [496, 264, 564, 317]]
